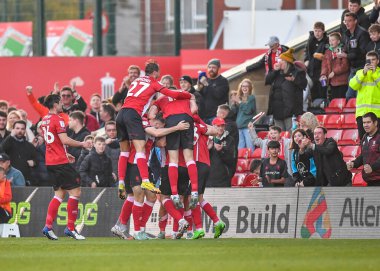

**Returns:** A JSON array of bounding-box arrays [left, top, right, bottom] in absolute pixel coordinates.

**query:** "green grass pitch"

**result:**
[[1, 238, 380, 271]]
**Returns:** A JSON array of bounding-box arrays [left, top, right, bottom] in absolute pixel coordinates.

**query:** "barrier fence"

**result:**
[[8, 187, 380, 239]]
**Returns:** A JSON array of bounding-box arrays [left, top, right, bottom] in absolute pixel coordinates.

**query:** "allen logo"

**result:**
[[301, 187, 332, 239]]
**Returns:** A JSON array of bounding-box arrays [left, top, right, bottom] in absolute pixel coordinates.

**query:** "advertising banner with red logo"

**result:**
[[0, 22, 33, 56], [46, 20, 93, 56]]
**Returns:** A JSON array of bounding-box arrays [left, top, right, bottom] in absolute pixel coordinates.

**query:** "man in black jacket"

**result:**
[[246, 36, 289, 78], [304, 22, 329, 101], [302, 126, 351, 186], [340, 0, 370, 33], [0, 120, 37, 185], [342, 12, 370, 100], [207, 117, 236, 187], [60, 86, 87, 114], [0, 111, 10, 144]]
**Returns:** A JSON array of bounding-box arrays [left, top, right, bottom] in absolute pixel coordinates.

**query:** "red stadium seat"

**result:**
[[352, 172, 367, 187], [343, 98, 356, 113], [236, 159, 250, 173], [339, 129, 359, 145], [257, 131, 268, 139], [315, 114, 327, 126], [324, 114, 343, 129], [326, 129, 343, 142], [251, 148, 262, 159], [341, 145, 360, 159], [281, 131, 291, 138], [243, 174, 261, 187], [341, 114, 357, 129], [324, 98, 346, 113], [231, 173, 247, 187], [238, 148, 251, 159]]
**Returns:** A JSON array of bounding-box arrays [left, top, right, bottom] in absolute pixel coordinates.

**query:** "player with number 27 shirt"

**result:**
[[40, 94, 92, 241], [116, 60, 191, 197]]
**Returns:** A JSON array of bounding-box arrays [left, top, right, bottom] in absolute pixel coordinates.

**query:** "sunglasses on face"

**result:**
[[61, 94, 72, 98]]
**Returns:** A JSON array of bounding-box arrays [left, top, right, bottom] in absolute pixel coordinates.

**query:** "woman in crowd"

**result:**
[[230, 78, 256, 152]]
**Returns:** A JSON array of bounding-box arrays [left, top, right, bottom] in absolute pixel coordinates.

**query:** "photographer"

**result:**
[[349, 50, 380, 139]]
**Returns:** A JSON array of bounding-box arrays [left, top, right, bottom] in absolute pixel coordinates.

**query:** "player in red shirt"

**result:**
[[41, 94, 92, 241], [190, 115, 226, 239], [111, 114, 190, 240], [149, 88, 199, 210], [116, 60, 191, 198]]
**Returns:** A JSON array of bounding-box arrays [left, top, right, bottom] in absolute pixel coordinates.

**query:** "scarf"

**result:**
[[265, 47, 283, 73]]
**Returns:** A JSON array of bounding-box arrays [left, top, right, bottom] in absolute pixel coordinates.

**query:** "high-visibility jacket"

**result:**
[[349, 67, 380, 118], [0, 179, 12, 214]]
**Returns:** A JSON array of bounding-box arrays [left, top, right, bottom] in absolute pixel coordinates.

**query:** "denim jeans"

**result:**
[[238, 128, 255, 152]]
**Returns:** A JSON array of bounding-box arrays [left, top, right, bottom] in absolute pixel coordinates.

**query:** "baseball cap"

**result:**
[[265, 36, 280, 47], [212, 117, 226, 126], [0, 153, 10, 162]]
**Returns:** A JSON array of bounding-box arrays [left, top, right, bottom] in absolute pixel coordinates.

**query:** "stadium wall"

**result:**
[[8, 187, 380, 239]]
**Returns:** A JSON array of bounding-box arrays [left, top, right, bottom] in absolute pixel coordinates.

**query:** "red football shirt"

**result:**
[[154, 96, 192, 119], [193, 122, 210, 166], [41, 113, 69, 165], [122, 76, 191, 116]]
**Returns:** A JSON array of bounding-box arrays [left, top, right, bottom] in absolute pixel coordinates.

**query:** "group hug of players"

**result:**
[[109, 60, 226, 240]]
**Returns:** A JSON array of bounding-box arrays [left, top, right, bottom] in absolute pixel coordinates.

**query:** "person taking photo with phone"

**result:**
[[349, 50, 380, 139]]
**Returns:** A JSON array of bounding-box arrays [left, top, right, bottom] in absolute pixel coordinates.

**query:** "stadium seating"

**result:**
[[238, 148, 252, 159], [231, 173, 247, 187], [251, 148, 262, 159], [315, 114, 326, 126], [236, 159, 250, 173], [352, 172, 367, 187], [324, 114, 343, 129], [257, 131, 268, 139], [324, 98, 346, 113], [339, 129, 359, 146], [342, 98, 356, 113], [341, 114, 357, 129], [341, 145, 360, 159], [243, 173, 260, 187], [326, 129, 343, 142], [281, 131, 291, 138]]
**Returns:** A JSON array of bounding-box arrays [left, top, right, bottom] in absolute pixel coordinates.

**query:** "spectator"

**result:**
[[230, 78, 256, 152], [79, 136, 114, 188], [246, 36, 289, 76], [349, 50, 380, 139], [342, 12, 370, 100], [160, 74, 175, 88], [248, 159, 262, 186], [30, 122, 50, 186], [112, 65, 141, 107], [265, 48, 307, 132], [304, 21, 329, 101], [0, 100, 9, 113], [0, 120, 37, 185], [340, 0, 370, 33], [84, 112, 100, 132], [365, 24, 380, 56], [347, 112, 380, 186], [0, 111, 10, 144], [303, 126, 351, 186], [6, 110, 21, 132], [0, 166, 12, 223], [320, 32, 350, 100], [197, 59, 229, 124], [104, 121, 120, 180], [206, 117, 236, 187], [76, 135, 94, 171], [259, 140, 289, 187], [290, 129, 316, 187], [99, 103, 116, 128], [18, 109, 35, 143], [0, 153, 25, 186], [180, 75, 204, 117], [67, 111, 91, 169], [248, 124, 293, 175], [369, 0, 380, 24], [89, 93, 103, 126], [60, 85, 87, 114], [299, 112, 319, 134]]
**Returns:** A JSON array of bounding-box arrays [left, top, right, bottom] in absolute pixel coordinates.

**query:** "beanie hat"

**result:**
[[180, 75, 193, 86], [279, 48, 295, 64], [208, 58, 221, 68]]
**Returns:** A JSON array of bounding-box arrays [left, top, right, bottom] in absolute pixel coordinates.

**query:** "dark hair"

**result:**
[[60, 86, 73, 93], [0, 111, 7, 118], [7, 107, 17, 113], [344, 12, 358, 20], [362, 112, 378, 123], [154, 112, 165, 124], [314, 21, 325, 31], [315, 126, 327, 134], [44, 94, 61, 109], [69, 111, 85, 125], [101, 103, 116, 119], [250, 159, 262, 173], [267, 140, 281, 149], [145, 59, 159, 75], [366, 50, 379, 60], [369, 24, 380, 34], [13, 120, 26, 129], [269, 125, 282, 133], [289, 128, 308, 150], [94, 136, 106, 144], [349, 0, 361, 5], [0, 100, 9, 109], [217, 104, 230, 112]]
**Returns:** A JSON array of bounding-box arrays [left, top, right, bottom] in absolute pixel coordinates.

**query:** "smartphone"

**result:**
[[366, 59, 371, 65], [213, 137, 221, 144]]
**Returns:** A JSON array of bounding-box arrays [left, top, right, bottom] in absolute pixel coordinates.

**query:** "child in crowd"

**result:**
[[320, 32, 350, 99], [366, 24, 380, 56], [79, 136, 114, 188]]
